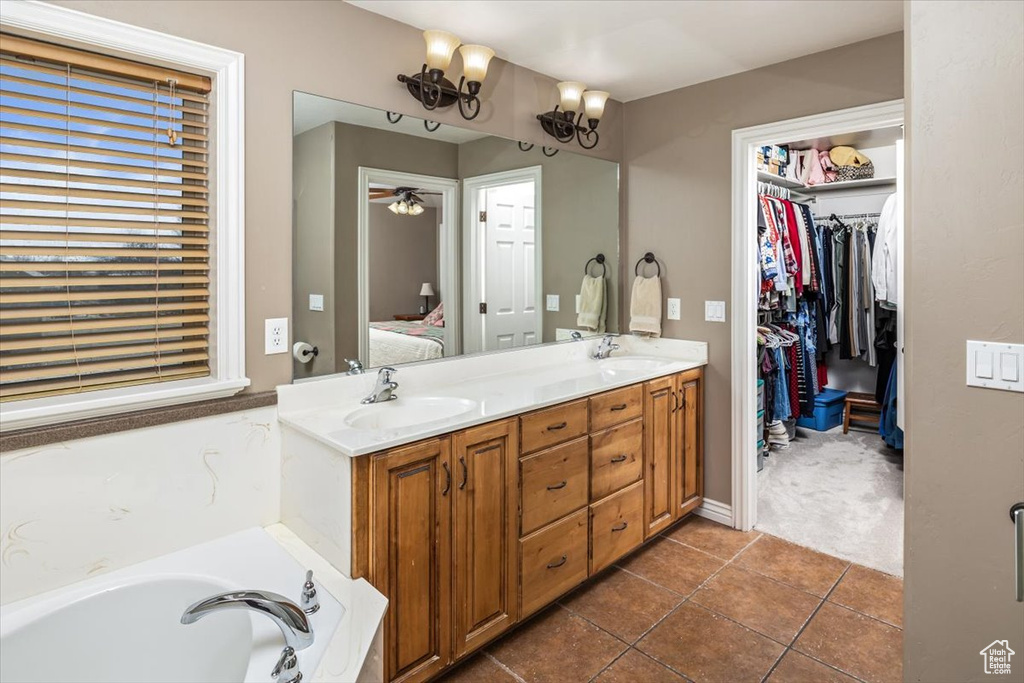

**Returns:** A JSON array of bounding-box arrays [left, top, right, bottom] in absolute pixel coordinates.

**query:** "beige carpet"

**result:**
[[756, 425, 904, 577]]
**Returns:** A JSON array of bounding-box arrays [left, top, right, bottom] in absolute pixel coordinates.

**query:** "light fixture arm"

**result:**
[[396, 67, 483, 121]]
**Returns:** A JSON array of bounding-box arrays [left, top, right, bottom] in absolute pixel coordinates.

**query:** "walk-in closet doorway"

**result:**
[[730, 100, 905, 575]]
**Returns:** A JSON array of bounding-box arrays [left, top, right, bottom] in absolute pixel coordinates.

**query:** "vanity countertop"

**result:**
[[277, 337, 708, 458]]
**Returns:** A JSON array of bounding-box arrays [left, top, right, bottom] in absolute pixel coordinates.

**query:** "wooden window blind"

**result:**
[[0, 35, 213, 402]]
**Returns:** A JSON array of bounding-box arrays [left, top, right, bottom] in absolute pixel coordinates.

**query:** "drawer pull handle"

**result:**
[[610, 455, 628, 463], [459, 457, 468, 490], [610, 404, 628, 411], [547, 480, 567, 491], [547, 554, 568, 569], [442, 462, 451, 496], [612, 521, 628, 532], [546, 422, 567, 431]]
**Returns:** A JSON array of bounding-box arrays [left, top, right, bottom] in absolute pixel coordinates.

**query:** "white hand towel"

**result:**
[[629, 275, 662, 338], [576, 274, 606, 332]]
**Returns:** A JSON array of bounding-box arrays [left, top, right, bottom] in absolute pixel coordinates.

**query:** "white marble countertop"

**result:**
[[277, 337, 708, 458]]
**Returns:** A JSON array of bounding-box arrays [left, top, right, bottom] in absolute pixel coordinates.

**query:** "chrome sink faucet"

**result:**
[[180, 589, 314, 652], [362, 366, 398, 404], [592, 334, 620, 360], [344, 358, 364, 375]]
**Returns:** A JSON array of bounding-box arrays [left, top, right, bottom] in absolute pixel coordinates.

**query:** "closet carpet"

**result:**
[[756, 426, 904, 577]]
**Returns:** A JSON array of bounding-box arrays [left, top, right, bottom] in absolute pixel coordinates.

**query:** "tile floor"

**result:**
[[439, 516, 903, 683]]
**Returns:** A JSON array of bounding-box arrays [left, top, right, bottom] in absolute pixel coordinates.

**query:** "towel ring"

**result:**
[[634, 252, 661, 277], [584, 253, 606, 277]]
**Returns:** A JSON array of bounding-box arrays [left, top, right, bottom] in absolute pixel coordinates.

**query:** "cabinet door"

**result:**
[[676, 369, 703, 516], [452, 419, 519, 659], [643, 376, 676, 538], [372, 438, 452, 683]]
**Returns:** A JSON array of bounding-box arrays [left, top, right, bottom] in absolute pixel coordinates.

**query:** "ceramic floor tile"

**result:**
[[487, 605, 628, 683], [592, 649, 689, 683], [766, 651, 859, 682], [616, 537, 726, 596], [733, 535, 849, 597], [636, 602, 785, 682], [828, 564, 903, 627], [438, 652, 520, 682], [664, 515, 760, 560], [691, 565, 821, 644], [794, 602, 903, 683], [560, 567, 683, 643]]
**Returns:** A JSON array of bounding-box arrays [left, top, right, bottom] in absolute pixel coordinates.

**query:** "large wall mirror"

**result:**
[[292, 92, 620, 379]]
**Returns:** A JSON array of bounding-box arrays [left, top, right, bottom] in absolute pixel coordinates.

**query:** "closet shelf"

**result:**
[[757, 170, 897, 194]]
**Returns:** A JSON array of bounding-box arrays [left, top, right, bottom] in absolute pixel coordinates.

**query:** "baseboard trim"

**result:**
[[694, 498, 733, 527]]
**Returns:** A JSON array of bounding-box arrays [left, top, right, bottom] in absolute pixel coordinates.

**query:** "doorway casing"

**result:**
[[729, 99, 904, 531], [357, 167, 460, 362]]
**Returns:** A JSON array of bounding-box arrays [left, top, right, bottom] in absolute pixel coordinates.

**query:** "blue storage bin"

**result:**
[[796, 388, 848, 431]]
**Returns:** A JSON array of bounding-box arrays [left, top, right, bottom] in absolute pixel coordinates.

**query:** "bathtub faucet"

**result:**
[[180, 590, 314, 652]]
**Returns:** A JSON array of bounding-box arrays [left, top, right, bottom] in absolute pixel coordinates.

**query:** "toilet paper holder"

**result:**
[[292, 341, 319, 363]]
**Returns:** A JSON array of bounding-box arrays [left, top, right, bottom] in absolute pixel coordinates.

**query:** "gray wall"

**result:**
[[903, 2, 1024, 680], [367, 204, 439, 322], [333, 122, 459, 363], [292, 123, 336, 378], [621, 32, 904, 505], [50, 0, 624, 392], [458, 137, 620, 342]]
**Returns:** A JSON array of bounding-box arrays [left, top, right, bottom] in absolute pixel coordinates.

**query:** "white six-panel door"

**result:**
[[483, 180, 539, 350]]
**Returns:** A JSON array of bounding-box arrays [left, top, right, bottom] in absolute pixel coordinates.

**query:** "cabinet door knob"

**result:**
[[547, 480, 567, 491], [610, 455, 628, 463], [546, 554, 568, 569]]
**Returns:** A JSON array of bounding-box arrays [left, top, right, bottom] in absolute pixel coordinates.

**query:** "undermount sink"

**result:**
[[598, 356, 674, 373], [342, 396, 478, 431]]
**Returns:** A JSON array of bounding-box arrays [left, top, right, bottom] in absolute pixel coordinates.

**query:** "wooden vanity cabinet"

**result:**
[[451, 419, 519, 659], [355, 369, 703, 682], [368, 438, 452, 683]]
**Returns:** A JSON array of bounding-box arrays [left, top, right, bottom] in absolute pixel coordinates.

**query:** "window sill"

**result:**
[[0, 377, 251, 433]]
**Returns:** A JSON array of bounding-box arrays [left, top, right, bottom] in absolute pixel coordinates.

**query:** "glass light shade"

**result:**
[[423, 30, 461, 72], [388, 201, 400, 214], [397, 200, 409, 215], [557, 81, 586, 114], [409, 203, 425, 216], [459, 44, 494, 83], [583, 90, 610, 121]]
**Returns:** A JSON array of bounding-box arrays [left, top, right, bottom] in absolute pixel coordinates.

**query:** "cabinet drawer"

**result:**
[[520, 509, 589, 617], [589, 384, 643, 432], [520, 400, 588, 455], [590, 418, 643, 500], [521, 437, 589, 535], [590, 481, 644, 574]]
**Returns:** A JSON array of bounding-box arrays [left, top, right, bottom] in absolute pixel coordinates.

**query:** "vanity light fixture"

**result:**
[[396, 30, 495, 121], [536, 81, 610, 150]]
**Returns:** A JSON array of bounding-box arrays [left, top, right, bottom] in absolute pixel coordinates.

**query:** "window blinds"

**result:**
[[0, 35, 213, 402]]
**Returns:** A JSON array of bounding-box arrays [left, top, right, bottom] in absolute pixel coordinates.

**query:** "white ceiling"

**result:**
[[347, 1, 903, 102], [293, 91, 488, 142]]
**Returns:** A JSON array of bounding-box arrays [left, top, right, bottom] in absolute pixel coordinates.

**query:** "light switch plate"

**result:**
[[705, 300, 726, 322], [308, 294, 324, 312], [667, 298, 681, 320], [546, 294, 559, 312], [966, 340, 1024, 392], [265, 317, 289, 355]]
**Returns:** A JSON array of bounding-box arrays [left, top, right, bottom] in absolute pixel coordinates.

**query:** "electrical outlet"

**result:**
[[308, 294, 324, 312], [265, 317, 288, 354], [546, 294, 560, 312], [667, 298, 681, 320]]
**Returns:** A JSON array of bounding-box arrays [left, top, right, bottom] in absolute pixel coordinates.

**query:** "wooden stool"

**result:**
[[843, 392, 882, 434]]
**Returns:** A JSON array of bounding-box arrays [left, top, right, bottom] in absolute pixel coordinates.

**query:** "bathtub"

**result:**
[[0, 525, 386, 683]]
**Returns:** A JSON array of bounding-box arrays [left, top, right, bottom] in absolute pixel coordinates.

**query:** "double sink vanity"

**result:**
[[277, 335, 708, 682]]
